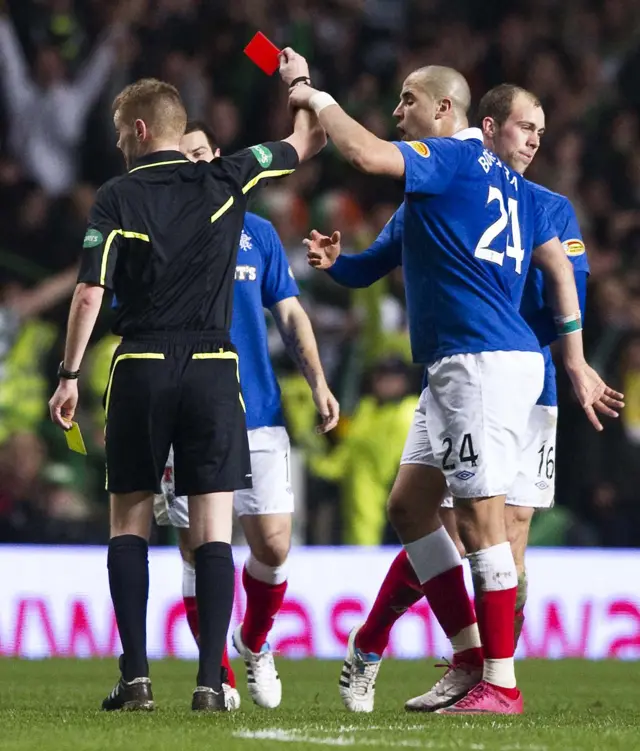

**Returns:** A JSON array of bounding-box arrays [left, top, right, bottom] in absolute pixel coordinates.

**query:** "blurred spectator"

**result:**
[[309, 357, 418, 546], [0, 8, 126, 196]]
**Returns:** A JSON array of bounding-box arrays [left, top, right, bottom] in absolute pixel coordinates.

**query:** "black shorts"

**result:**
[[104, 333, 251, 496]]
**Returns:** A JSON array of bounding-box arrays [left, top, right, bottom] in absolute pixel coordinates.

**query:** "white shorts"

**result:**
[[153, 426, 294, 528], [440, 404, 558, 509], [400, 351, 544, 499]]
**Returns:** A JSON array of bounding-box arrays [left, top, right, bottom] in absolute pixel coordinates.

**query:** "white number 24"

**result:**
[[474, 186, 524, 274]]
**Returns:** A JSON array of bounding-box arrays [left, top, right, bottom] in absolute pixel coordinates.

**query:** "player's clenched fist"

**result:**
[[304, 229, 341, 269], [278, 47, 310, 86]]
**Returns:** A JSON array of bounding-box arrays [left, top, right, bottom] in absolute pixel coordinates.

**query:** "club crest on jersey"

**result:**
[[239, 230, 253, 251], [407, 141, 430, 158], [563, 238, 585, 256]]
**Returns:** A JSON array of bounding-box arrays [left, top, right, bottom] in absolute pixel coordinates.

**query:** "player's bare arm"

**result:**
[[304, 229, 341, 269], [48, 282, 104, 430], [280, 48, 404, 177], [533, 237, 624, 430], [271, 296, 339, 433]]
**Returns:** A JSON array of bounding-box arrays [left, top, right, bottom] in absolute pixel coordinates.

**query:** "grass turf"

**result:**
[[0, 658, 638, 751]]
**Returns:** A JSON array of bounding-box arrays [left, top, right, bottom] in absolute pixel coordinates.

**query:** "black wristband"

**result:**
[[58, 361, 80, 380], [289, 76, 311, 88]]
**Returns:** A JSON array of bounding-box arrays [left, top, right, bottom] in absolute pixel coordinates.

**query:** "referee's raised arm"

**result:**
[[207, 109, 325, 210]]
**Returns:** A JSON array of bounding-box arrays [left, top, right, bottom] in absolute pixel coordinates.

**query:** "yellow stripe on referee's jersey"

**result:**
[[192, 350, 246, 412], [211, 196, 235, 223], [128, 159, 189, 174], [100, 230, 150, 286], [242, 169, 295, 195]]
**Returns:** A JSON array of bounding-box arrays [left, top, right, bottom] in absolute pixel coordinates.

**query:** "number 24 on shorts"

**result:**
[[442, 433, 478, 471]]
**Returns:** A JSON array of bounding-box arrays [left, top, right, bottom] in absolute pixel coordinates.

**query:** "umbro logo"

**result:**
[[535, 480, 549, 490], [455, 470, 475, 481]]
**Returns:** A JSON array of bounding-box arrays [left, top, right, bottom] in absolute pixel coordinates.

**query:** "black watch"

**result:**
[[289, 76, 311, 88], [58, 361, 80, 380]]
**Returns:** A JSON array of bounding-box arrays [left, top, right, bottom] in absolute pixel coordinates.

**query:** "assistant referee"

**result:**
[[48, 73, 325, 712]]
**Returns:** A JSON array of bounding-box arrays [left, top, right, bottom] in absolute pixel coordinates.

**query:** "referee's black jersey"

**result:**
[[78, 141, 298, 338]]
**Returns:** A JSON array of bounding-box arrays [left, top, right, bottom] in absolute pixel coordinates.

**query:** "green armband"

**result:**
[[554, 313, 582, 336]]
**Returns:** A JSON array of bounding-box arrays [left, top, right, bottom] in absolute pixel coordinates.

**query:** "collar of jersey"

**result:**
[[452, 127, 483, 142], [129, 150, 189, 173]]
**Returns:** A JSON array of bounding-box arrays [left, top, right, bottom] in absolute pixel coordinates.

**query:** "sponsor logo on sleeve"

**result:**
[[83, 229, 103, 248], [250, 144, 273, 168], [407, 141, 430, 158], [563, 238, 585, 256]]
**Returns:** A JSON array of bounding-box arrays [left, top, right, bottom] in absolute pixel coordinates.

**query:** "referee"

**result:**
[[48, 73, 325, 712]]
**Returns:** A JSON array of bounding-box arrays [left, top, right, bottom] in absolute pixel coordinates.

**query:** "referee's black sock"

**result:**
[[107, 534, 149, 681], [194, 541, 235, 690]]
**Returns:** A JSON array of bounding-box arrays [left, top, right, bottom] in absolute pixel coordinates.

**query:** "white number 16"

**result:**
[[474, 186, 524, 274]]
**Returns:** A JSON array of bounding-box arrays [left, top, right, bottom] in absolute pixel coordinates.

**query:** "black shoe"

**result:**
[[102, 656, 154, 711], [192, 686, 229, 712]]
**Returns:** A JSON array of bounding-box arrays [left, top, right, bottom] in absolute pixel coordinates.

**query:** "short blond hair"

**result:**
[[113, 78, 187, 139]]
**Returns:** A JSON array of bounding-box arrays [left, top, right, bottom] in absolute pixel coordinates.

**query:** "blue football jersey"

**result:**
[[394, 130, 556, 364], [520, 185, 590, 407], [230, 213, 299, 429]]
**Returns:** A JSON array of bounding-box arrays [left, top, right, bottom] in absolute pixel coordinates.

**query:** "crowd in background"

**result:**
[[0, 0, 638, 547]]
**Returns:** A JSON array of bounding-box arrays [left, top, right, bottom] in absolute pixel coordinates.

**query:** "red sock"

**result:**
[[478, 588, 518, 699], [184, 595, 200, 642], [422, 565, 483, 668], [356, 550, 423, 655], [183, 596, 235, 688], [241, 566, 287, 653]]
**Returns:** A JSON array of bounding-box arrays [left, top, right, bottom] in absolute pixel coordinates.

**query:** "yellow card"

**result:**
[[65, 421, 87, 455]]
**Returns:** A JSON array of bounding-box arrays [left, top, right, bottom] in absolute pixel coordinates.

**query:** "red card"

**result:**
[[244, 32, 281, 76]]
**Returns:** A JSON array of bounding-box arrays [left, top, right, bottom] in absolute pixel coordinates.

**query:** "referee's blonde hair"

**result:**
[[113, 78, 187, 138]]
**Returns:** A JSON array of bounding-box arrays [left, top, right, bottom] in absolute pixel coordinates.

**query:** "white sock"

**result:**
[[245, 554, 288, 586], [182, 558, 196, 598], [403, 526, 462, 584]]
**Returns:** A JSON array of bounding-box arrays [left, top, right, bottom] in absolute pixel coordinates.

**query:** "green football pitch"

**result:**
[[0, 658, 638, 751]]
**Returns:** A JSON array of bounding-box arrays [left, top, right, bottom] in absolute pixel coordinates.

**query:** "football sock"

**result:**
[[405, 527, 483, 667], [195, 542, 235, 690], [241, 555, 288, 653], [356, 550, 422, 656], [182, 558, 236, 687], [107, 534, 149, 681], [467, 542, 518, 697]]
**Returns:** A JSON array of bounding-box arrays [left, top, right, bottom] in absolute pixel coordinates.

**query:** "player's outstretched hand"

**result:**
[[304, 229, 341, 269], [49, 380, 79, 430], [312, 383, 340, 434], [279, 47, 310, 86], [568, 362, 624, 432], [288, 83, 316, 111]]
